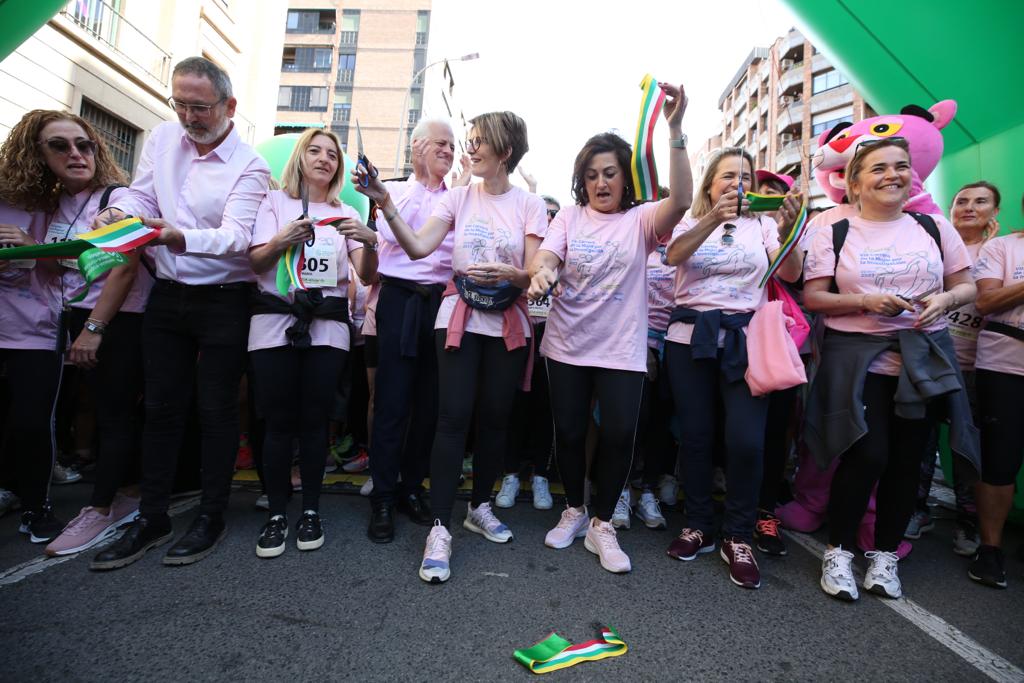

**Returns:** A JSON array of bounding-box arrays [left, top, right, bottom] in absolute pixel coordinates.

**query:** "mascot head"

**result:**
[[811, 100, 957, 213]]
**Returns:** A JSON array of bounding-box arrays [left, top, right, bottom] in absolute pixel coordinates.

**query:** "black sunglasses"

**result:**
[[40, 138, 97, 156], [546, 209, 558, 219], [856, 136, 908, 152]]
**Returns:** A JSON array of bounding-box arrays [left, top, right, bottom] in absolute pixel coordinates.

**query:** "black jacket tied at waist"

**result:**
[[668, 307, 755, 383], [251, 290, 349, 350], [381, 275, 444, 358]]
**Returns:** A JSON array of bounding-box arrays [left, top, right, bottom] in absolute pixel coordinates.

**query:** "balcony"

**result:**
[[336, 70, 354, 86], [779, 64, 804, 96], [810, 83, 853, 115], [407, 108, 421, 126], [282, 63, 332, 73], [339, 31, 358, 45], [59, 0, 171, 86], [776, 100, 804, 134], [415, 31, 427, 46], [780, 29, 804, 62], [287, 23, 335, 34], [776, 139, 803, 170]]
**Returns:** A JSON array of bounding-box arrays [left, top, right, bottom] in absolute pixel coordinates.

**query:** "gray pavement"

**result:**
[[1, 480, 1023, 682]]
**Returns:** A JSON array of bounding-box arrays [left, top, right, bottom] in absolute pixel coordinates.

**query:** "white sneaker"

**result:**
[[545, 506, 590, 549], [658, 475, 678, 507], [611, 488, 631, 529], [419, 522, 452, 584], [634, 491, 667, 529], [463, 502, 513, 543], [495, 474, 520, 508], [51, 463, 82, 485], [820, 546, 859, 601], [254, 494, 269, 511], [359, 477, 373, 497], [532, 476, 553, 510], [864, 550, 902, 599], [584, 519, 632, 573]]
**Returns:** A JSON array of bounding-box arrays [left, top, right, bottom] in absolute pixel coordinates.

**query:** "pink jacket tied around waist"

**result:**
[[745, 300, 807, 397]]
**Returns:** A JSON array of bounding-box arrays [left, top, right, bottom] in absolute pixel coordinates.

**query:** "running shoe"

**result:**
[[419, 522, 452, 584], [532, 475, 553, 510], [19, 506, 65, 544], [667, 528, 715, 561], [903, 510, 934, 540], [359, 477, 373, 497], [51, 463, 82, 485], [330, 434, 354, 466], [820, 546, 859, 601], [463, 502, 512, 543], [658, 474, 678, 508], [295, 511, 324, 551], [721, 537, 761, 589], [256, 515, 288, 558], [495, 474, 520, 508], [968, 545, 1007, 589], [952, 521, 980, 557], [584, 519, 631, 573], [864, 550, 902, 598], [611, 488, 631, 530], [45, 506, 118, 556], [634, 491, 666, 530], [254, 494, 270, 510], [754, 510, 788, 556], [544, 506, 589, 549], [343, 450, 369, 473]]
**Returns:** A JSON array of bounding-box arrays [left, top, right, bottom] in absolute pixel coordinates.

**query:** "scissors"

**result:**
[[299, 176, 314, 247], [355, 119, 379, 188]]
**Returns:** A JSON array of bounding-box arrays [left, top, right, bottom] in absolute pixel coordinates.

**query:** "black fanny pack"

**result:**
[[984, 321, 1024, 343], [453, 276, 522, 311]]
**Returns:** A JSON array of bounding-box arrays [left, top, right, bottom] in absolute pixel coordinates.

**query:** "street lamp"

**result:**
[[393, 52, 479, 176]]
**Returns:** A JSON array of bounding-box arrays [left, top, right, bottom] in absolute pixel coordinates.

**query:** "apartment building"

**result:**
[[703, 28, 874, 207], [275, 0, 431, 178], [0, 0, 287, 177]]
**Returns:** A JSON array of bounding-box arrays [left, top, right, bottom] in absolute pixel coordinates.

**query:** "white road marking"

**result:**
[[787, 530, 1024, 683], [482, 571, 509, 578]]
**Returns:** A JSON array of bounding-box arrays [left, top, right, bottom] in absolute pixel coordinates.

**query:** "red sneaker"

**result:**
[[721, 537, 761, 589], [235, 434, 253, 470], [667, 528, 715, 561]]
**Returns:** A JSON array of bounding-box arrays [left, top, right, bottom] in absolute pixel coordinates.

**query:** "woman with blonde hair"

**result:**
[[248, 128, 378, 557]]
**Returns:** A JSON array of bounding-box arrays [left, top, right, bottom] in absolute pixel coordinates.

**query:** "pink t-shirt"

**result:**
[[432, 184, 547, 338], [666, 214, 781, 346], [539, 202, 663, 372], [945, 241, 985, 371], [647, 246, 675, 343], [376, 176, 453, 284], [974, 234, 1024, 378], [248, 191, 363, 352], [0, 204, 59, 351], [804, 213, 972, 375], [54, 187, 153, 314]]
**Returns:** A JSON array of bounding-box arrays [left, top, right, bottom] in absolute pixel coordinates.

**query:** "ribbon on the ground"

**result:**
[[274, 217, 347, 295], [758, 194, 808, 287], [0, 218, 160, 261], [67, 248, 130, 303], [513, 626, 627, 674], [631, 75, 666, 202]]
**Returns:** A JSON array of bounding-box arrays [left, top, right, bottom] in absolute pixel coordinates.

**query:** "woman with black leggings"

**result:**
[[355, 111, 546, 584], [248, 128, 377, 558], [529, 82, 692, 574]]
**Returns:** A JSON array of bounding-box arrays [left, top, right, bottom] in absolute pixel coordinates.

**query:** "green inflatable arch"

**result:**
[[784, 0, 1024, 512], [0, 0, 67, 63]]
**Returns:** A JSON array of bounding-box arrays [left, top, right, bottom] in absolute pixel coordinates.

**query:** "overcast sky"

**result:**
[[422, 0, 804, 204]]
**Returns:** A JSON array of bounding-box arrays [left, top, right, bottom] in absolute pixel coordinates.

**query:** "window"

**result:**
[[282, 47, 333, 72], [309, 87, 328, 111], [412, 49, 426, 86], [811, 114, 853, 137], [277, 86, 292, 108], [80, 99, 138, 176], [408, 91, 423, 125], [416, 10, 429, 45], [333, 91, 351, 124], [812, 69, 849, 94], [278, 86, 328, 111], [287, 9, 334, 34], [337, 52, 356, 85], [811, 107, 854, 137], [340, 10, 360, 45]]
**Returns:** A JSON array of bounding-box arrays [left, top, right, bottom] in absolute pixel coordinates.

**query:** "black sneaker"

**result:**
[[968, 545, 1007, 589], [91, 516, 173, 570], [18, 505, 65, 544], [163, 513, 226, 566], [296, 511, 324, 551], [256, 515, 288, 559], [754, 510, 787, 556]]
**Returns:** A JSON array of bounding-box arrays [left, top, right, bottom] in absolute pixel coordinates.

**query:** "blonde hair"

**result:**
[[843, 137, 910, 208], [690, 147, 757, 219], [280, 128, 344, 206], [0, 109, 128, 213], [468, 111, 528, 174]]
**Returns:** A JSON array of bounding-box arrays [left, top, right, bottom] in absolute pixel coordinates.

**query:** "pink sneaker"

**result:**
[[110, 493, 140, 527], [544, 506, 589, 549], [45, 507, 118, 556], [584, 519, 631, 573]]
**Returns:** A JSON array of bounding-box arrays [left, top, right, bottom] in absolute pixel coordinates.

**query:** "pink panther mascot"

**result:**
[[777, 100, 958, 557]]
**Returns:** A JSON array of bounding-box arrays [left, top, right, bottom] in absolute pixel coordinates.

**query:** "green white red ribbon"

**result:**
[[274, 217, 346, 295], [759, 194, 808, 287], [631, 74, 666, 202], [0, 218, 159, 261], [513, 626, 627, 674]]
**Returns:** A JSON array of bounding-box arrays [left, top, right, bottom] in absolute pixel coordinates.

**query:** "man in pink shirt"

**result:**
[[367, 119, 463, 542], [92, 57, 270, 570]]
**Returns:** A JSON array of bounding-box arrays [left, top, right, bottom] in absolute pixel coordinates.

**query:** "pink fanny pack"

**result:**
[[744, 299, 807, 397]]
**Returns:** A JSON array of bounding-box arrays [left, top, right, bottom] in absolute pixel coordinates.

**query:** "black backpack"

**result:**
[[828, 212, 943, 294]]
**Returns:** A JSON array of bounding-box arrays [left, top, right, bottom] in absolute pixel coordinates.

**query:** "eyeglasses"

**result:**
[[465, 136, 487, 153], [721, 223, 737, 246], [167, 97, 225, 116], [39, 138, 97, 156], [546, 209, 558, 219]]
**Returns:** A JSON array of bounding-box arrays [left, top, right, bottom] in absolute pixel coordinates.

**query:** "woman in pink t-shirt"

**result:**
[[355, 111, 547, 584], [969, 221, 1024, 589], [526, 83, 692, 574], [803, 138, 976, 601], [661, 147, 803, 590], [248, 129, 377, 558]]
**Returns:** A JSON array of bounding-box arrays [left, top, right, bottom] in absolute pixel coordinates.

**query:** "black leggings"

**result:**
[[548, 359, 645, 522], [430, 331, 526, 527], [759, 385, 799, 510], [977, 368, 1024, 486], [251, 345, 346, 516], [0, 349, 62, 512], [828, 373, 937, 551], [506, 322, 552, 478], [634, 353, 676, 488]]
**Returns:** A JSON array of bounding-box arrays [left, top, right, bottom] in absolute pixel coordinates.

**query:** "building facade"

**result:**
[[0, 0, 287, 177], [275, 0, 431, 178], [699, 28, 874, 207]]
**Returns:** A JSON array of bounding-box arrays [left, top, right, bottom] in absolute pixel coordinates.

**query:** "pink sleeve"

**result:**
[[974, 238, 1005, 282], [638, 201, 663, 252], [249, 193, 277, 249], [524, 192, 548, 239], [761, 215, 782, 253], [668, 215, 697, 248], [112, 131, 161, 219], [431, 186, 459, 227], [934, 215, 972, 276], [181, 158, 270, 257], [803, 224, 836, 282], [538, 209, 568, 260]]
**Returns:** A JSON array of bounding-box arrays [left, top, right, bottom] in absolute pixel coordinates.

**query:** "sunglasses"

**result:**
[[546, 209, 558, 219], [39, 138, 97, 156], [465, 136, 487, 153], [855, 136, 908, 152], [721, 223, 737, 246]]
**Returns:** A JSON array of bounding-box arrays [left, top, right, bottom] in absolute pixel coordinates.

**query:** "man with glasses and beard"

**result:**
[[90, 56, 270, 570]]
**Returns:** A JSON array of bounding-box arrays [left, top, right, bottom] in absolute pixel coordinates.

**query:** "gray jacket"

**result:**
[[804, 328, 980, 472]]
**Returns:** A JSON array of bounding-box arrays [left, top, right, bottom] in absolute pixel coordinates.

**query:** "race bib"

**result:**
[[528, 296, 550, 319], [1, 227, 34, 269], [946, 305, 983, 343], [299, 237, 338, 288], [45, 222, 82, 270]]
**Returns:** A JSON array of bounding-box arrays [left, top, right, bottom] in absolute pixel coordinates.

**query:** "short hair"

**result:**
[[570, 132, 636, 212], [173, 56, 233, 100], [953, 180, 1001, 209], [541, 194, 560, 209], [691, 147, 757, 218], [280, 128, 345, 207], [468, 111, 528, 174], [843, 137, 910, 207], [410, 118, 452, 145]]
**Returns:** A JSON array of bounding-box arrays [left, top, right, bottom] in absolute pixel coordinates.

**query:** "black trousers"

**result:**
[[139, 280, 250, 519], [0, 348, 62, 512], [251, 345, 346, 516], [430, 331, 527, 527], [635, 351, 676, 488], [368, 283, 442, 504], [759, 385, 799, 510], [505, 322, 552, 478], [977, 368, 1024, 486], [828, 373, 937, 551], [666, 341, 768, 542], [68, 307, 143, 507], [547, 359, 645, 522]]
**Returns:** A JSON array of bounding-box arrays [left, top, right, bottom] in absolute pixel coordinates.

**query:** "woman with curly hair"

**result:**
[[0, 109, 148, 551]]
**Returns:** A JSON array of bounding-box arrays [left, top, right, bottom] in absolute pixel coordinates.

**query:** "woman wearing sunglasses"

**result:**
[[354, 111, 547, 584], [803, 137, 977, 601], [0, 109, 144, 551]]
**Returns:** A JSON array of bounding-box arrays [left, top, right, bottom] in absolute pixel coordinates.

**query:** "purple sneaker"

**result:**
[[45, 507, 118, 556], [721, 537, 761, 589], [667, 528, 715, 561]]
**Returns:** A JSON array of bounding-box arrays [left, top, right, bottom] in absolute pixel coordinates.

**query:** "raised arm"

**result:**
[[352, 165, 451, 259], [653, 82, 693, 237]]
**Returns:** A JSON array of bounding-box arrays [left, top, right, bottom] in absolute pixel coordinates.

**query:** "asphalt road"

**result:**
[[1, 477, 1022, 682]]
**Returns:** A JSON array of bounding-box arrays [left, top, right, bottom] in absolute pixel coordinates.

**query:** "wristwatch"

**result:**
[[669, 134, 688, 149], [84, 320, 106, 335]]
